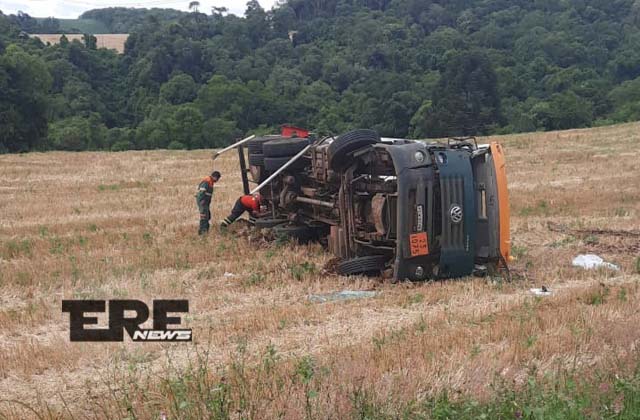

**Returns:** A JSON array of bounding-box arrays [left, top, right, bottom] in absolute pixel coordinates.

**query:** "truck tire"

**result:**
[[247, 136, 282, 154], [248, 153, 265, 166], [327, 129, 380, 171], [264, 156, 308, 172], [337, 255, 387, 276], [263, 138, 309, 157]]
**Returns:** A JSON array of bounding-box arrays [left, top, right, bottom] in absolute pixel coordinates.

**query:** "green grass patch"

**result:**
[[586, 285, 610, 306], [511, 245, 528, 259], [406, 293, 425, 306], [48, 236, 66, 255], [2, 238, 33, 258], [289, 261, 316, 280], [84, 344, 640, 420], [98, 183, 120, 191], [244, 272, 265, 286], [549, 235, 577, 248], [519, 200, 551, 217]]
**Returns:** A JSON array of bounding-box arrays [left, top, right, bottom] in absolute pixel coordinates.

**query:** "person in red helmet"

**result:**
[[220, 193, 262, 228]]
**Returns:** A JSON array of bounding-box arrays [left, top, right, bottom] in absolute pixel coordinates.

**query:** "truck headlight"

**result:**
[[414, 151, 426, 163]]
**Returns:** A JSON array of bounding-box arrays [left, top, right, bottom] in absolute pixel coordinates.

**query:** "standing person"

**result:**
[[220, 193, 262, 228], [196, 171, 221, 235]]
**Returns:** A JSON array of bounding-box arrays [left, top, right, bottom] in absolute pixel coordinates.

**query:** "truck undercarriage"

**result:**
[[231, 128, 510, 281]]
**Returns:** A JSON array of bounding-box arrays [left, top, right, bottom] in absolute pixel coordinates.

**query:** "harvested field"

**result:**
[[0, 123, 639, 418], [30, 34, 129, 53]]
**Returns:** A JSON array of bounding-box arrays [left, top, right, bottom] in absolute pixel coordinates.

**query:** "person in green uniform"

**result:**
[[196, 171, 221, 235]]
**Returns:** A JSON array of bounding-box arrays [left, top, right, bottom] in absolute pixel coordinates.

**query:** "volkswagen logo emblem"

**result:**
[[449, 204, 463, 224]]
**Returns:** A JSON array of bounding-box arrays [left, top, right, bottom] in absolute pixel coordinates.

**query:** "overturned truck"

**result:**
[[234, 128, 510, 281]]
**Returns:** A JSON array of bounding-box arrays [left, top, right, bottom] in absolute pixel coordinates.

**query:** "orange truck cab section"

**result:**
[[490, 142, 511, 264], [471, 141, 510, 268]]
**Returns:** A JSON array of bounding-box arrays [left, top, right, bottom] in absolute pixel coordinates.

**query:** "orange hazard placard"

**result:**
[[409, 232, 429, 257]]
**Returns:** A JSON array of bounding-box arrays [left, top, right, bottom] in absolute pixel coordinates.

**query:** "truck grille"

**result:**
[[440, 176, 465, 250]]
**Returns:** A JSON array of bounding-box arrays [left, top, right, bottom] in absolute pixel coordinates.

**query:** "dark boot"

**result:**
[[198, 218, 210, 235]]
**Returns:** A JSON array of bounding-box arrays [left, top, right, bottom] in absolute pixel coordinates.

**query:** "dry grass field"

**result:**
[[0, 123, 639, 418], [30, 34, 129, 53]]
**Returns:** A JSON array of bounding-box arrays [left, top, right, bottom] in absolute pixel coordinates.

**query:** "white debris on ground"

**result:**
[[530, 287, 552, 296], [572, 254, 619, 270], [308, 290, 378, 303], [223, 272, 236, 277]]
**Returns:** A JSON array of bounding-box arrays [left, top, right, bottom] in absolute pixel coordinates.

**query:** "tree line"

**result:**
[[2, 0, 640, 153]]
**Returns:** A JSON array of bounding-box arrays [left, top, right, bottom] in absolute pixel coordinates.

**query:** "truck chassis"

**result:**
[[234, 129, 510, 281]]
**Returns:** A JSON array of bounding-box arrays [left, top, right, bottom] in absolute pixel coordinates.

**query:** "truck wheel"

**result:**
[[327, 129, 380, 172], [255, 217, 288, 229], [337, 255, 388, 276], [264, 156, 308, 172], [273, 223, 316, 243], [248, 153, 265, 166], [247, 136, 282, 154], [263, 138, 309, 157]]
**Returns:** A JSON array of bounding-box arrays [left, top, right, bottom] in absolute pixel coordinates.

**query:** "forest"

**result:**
[[2, 0, 640, 152]]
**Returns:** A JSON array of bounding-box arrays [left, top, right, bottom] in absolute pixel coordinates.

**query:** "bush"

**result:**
[[48, 116, 107, 151], [167, 140, 186, 150], [106, 127, 134, 150], [48, 117, 91, 151], [110, 140, 134, 151]]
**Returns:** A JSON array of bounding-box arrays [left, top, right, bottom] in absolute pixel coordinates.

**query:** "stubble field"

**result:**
[[0, 123, 639, 418]]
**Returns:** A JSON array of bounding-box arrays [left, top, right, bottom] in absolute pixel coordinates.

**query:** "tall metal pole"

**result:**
[[212, 134, 256, 160], [238, 145, 250, 195]]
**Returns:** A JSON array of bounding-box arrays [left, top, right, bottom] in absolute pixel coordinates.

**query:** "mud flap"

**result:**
[[435, 150, 476, 278]]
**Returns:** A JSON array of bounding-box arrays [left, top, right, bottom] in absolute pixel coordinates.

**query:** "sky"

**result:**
[[0, 0, 279, 19]]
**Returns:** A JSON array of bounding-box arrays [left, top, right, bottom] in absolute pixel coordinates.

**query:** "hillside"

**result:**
[[26, 8, 186, 34], [0, 123, 639, 417], [34, 17, 110, 33], [3, 0, 640, 153], [79, 7, 186, 32]]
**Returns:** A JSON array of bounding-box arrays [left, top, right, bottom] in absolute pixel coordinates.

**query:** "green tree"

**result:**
[[3, 0, 640, 152], [159, 73, 198, 105], [83, 34, 97, 50], [106, 127, 135, 150], [535, 92, 594, 130], [202, 117, 240, 147], [607, 77, 640, 122], [412, 51, 501, 137], [0, 45, 52, 152], [49, 115, 108, 151], [168, 104, 205, 148]]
